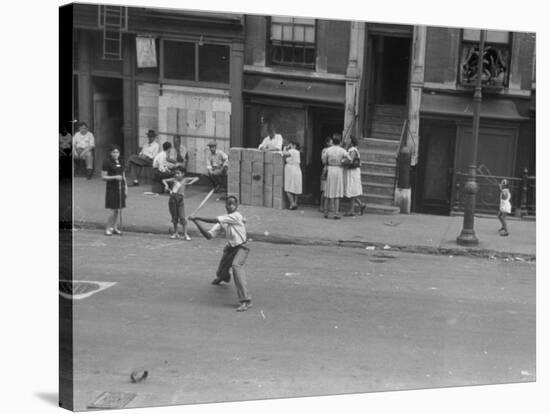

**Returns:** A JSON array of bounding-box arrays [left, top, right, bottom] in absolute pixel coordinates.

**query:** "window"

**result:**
[[164, 41, 195, 81], [460, 29, 510, 87], [162, 40, 230, 84], [270, 16, 316, 69], [199, 44, 230, 83]]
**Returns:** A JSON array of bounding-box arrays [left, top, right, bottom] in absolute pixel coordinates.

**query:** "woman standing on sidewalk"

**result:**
[[322, 135, 350, 219], [283, 141, 302, 210], [101, 145, 127, 236], [344, 136, 366, 216]]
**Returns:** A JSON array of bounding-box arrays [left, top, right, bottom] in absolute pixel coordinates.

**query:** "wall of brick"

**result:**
[[424, 27, 460, 84], [321, 19, 350, 75], [244, 15, 266, 66]]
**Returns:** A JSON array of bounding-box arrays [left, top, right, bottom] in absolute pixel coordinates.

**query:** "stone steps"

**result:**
[[361, 161, 396, 176], [361, 171, 395, 186], [362, 181, 395, 196], [362, 192, 395, 206], [364, 203, 400, 215], [359, 137, 400, 152], [360, 149, 396, 164]]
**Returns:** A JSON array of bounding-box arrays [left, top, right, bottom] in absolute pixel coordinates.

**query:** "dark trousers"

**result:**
[[208, 168, 227, 190], [216, 243, 251, 303], [168, 193, 186, 225], [127, 155, 153, 180]]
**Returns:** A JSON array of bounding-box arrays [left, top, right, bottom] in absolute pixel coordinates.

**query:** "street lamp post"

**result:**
[[457, 30, 486, 246]]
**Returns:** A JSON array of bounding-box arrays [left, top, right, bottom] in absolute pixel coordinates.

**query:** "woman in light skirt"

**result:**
[[283, 141, 302, 210], [322, 135, 350, 219], [344, 136, 366, 216]]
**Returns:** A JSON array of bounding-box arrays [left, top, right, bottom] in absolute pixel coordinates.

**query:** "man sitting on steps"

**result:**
[[126, 129, 160, 186]]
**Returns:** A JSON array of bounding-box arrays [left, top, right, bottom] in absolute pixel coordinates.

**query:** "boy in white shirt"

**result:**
[[189, 196, 252, 311]]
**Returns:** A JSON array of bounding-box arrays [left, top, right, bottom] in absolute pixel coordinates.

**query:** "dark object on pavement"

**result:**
[[130, 370, 148, 383]]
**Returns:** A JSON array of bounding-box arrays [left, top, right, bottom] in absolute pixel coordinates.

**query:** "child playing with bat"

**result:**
[[162, 166, 199, 240], [189, 196, 253, 312], [498, 179, 511, 236]]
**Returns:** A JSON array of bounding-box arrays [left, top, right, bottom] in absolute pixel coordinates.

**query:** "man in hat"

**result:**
[[126, 129, 160, 186], [206, 141, 228, 192]]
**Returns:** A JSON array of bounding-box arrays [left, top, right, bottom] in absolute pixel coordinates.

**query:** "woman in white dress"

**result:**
[[283, 141, 302, 210], [344, 136, 366, 216], [321, 135, 350, 219]]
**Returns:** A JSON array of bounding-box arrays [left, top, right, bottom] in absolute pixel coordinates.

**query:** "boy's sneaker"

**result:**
[[236, 302, 253, 312], [170, 233, 179, 239], [183, 234, 191, 241], [500, 231, 509, 237]]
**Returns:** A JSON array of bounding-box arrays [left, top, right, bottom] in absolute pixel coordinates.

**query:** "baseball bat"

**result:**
[[188, 188, 216, 218]]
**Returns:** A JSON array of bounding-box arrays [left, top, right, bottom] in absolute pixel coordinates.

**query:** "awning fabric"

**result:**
[[420, 92, 527, 121], [243, 75, 345, 104]]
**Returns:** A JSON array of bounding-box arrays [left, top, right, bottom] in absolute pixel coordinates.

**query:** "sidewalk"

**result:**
[[62, 177, 536, 259]]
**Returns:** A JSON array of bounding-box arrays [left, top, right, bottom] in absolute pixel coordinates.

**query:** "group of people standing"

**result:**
[[321, 134, 366, 219]]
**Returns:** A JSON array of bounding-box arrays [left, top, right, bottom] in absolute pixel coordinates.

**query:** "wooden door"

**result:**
[[93, 92, 123, 172], [418, 123, 456, 214]]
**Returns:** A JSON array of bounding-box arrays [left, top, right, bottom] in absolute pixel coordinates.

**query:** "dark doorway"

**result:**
[[92, 77, 123, 172], [371, 35, 411, 106], [309, 107, 344, 202], [416, 121, 456, 215]]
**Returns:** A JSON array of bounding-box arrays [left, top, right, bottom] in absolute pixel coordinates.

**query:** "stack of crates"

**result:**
[[228, 148, 287, 209]]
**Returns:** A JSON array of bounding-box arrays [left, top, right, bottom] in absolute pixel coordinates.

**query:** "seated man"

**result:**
[[152, 141, 177, 185], [126, 129, 160, 186], [206, 141, 228, 192], [72, 122, 95, 179], [258, 122, 283, 151], [167, 135, 189, 171]]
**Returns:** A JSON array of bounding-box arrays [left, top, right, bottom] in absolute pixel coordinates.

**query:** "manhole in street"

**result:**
[[87, 391, 136, 410], [59, 280, 116, 300], [369, 258, 388, 263]]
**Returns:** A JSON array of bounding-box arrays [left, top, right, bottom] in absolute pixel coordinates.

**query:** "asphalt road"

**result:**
[[64, 229, 535, 410]]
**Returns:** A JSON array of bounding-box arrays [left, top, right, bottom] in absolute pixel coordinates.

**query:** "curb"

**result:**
[[62, 221, 536, 262]]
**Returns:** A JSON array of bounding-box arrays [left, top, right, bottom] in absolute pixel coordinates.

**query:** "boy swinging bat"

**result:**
[[189, 196, 253, 312]]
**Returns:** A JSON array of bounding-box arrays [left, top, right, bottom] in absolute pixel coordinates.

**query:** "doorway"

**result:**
[[92, 76, 123, 173], [309, 107, 344, 202], [416, 121, 456, 215]]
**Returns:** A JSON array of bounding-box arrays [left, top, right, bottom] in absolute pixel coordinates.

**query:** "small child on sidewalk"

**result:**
[[498, 179, 511, 236], [163, 166, 199, 240], [189, 196, 252, 312]]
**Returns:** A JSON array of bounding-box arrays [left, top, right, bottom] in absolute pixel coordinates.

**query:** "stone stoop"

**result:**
[[358, 104, 407, 215]]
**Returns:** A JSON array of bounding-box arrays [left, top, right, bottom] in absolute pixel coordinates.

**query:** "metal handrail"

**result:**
[[396, 118, 408, 158]]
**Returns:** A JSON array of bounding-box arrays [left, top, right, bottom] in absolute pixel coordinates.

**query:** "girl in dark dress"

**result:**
[[101, 145, 127, 236]]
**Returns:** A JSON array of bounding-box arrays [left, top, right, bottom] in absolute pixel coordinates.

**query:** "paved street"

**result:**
[[65, 229, 535, 411]]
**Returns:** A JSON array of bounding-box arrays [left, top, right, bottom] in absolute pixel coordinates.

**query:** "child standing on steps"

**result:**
[[498, 179, 511, 236], [163, 166, 198, 240]]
